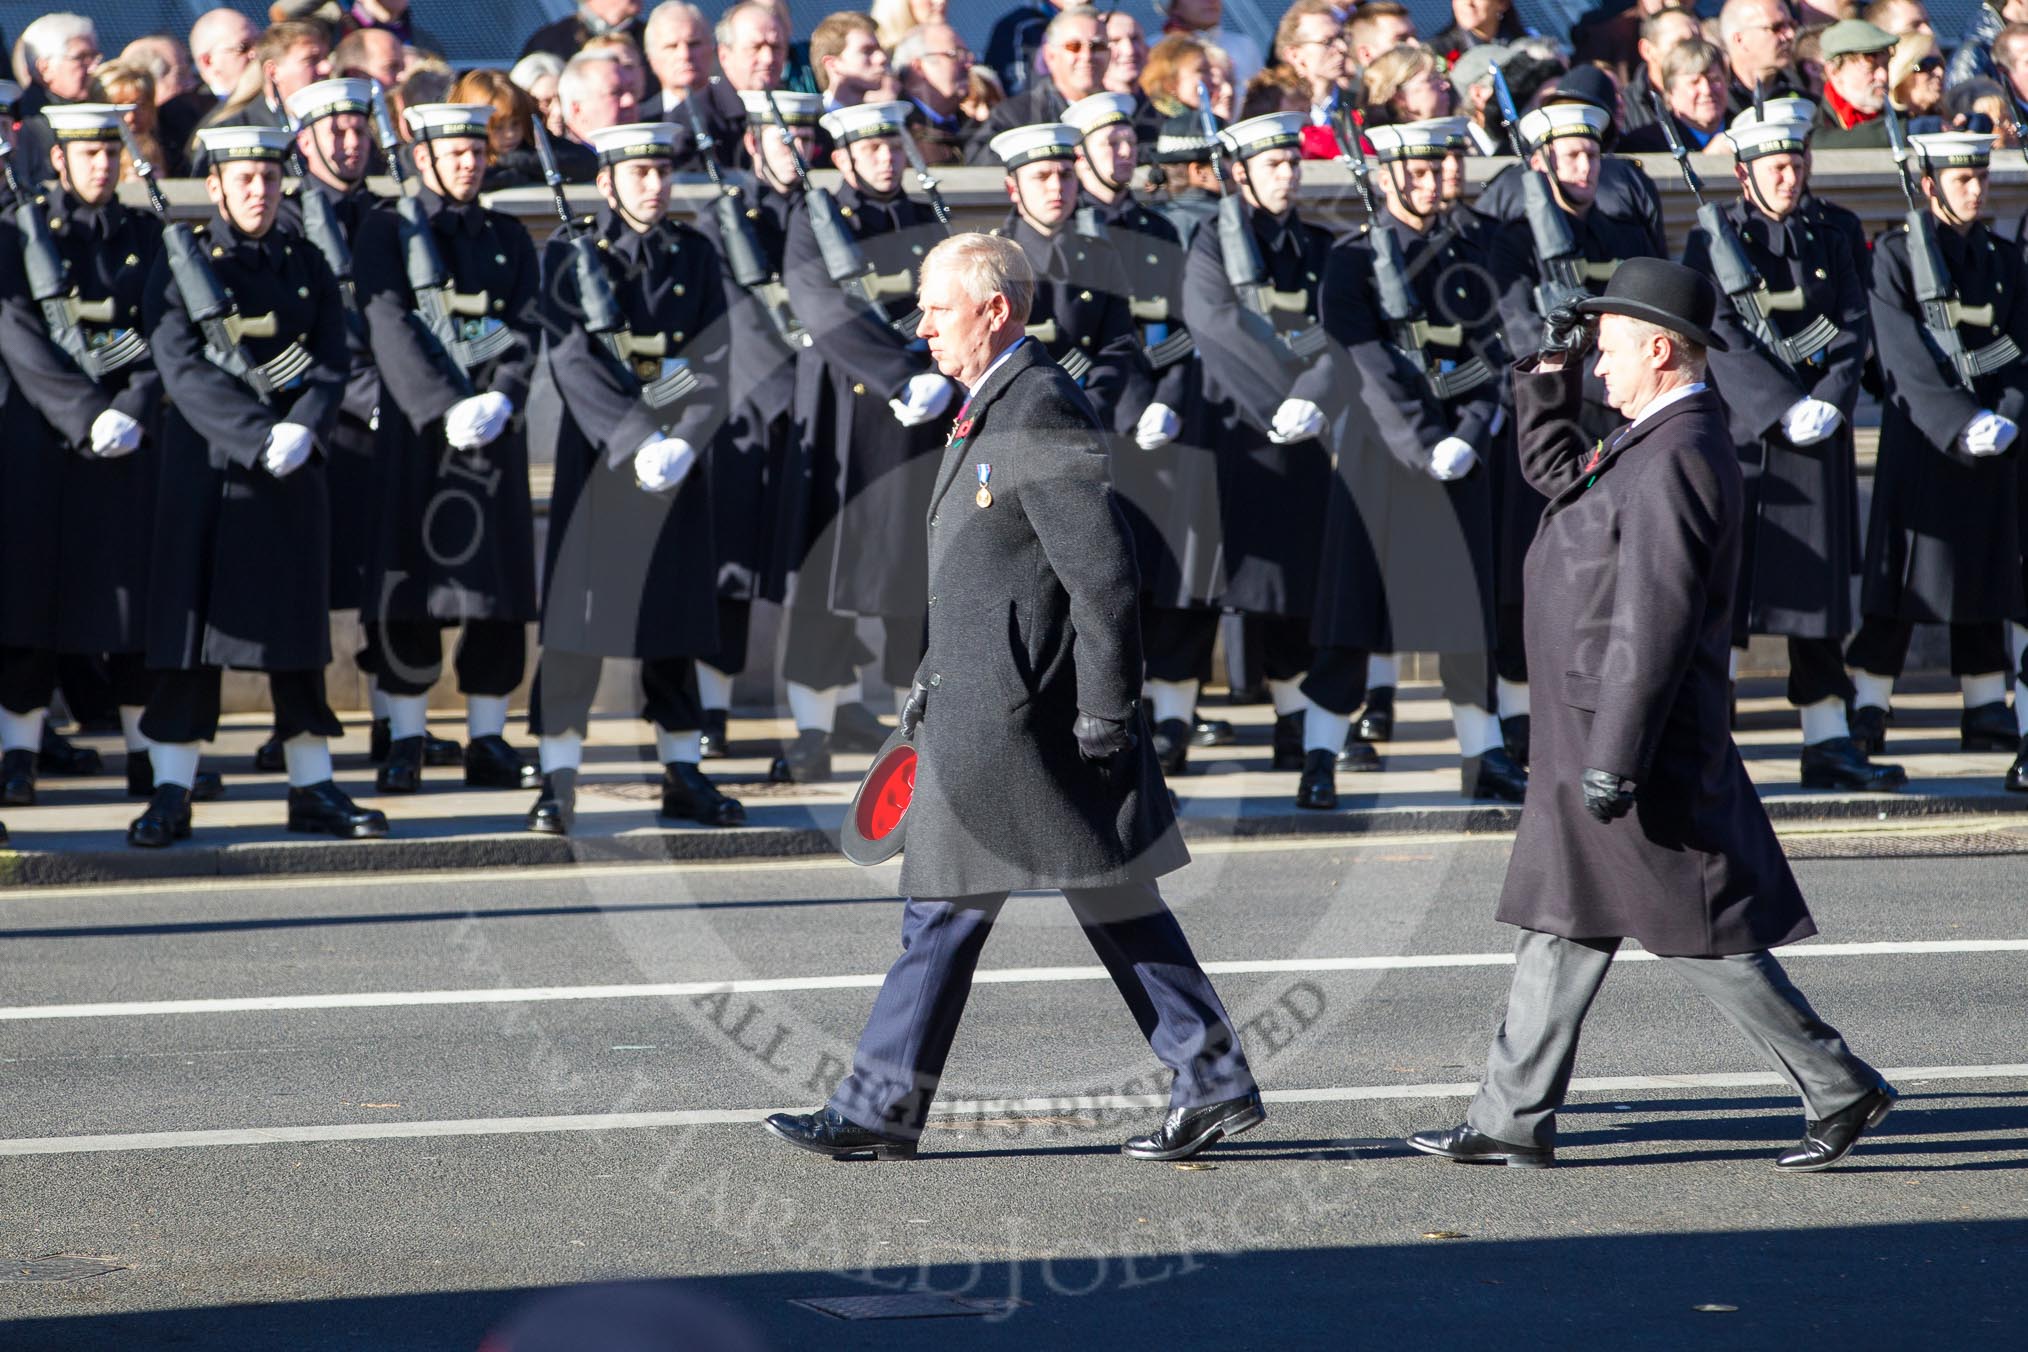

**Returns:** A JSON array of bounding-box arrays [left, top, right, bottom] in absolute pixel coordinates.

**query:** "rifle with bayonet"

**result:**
[[366, 87, 477, 397], [121, 123, 304, 408], [1883, 101, 2008, 390], [684, 96, 804, 348], [0, 120, 121, 379], [1490, 61, 1588, 327]]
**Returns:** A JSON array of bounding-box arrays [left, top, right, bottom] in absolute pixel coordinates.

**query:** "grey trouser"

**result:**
[[1467, 929, 1880, 1148]]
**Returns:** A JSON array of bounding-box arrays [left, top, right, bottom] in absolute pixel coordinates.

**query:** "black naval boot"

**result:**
[[1270, 712, 1304, 771], [830, 701, 892, 753], [698, 709, 732, 759], [464, 734, 539, 790], [252, 733, 285, 774], [369, 716, 391, 763], [1190, 712, 1236, 747], [2007, 735, 2028, 793], [526, 769, 575, 835], [660, 761, 747, 827], [376, 736, 426, 793], [127, 783, 193, 848], [369, 718, 461, 767], [1501, 712, 1531, 767], [769, 728, 833, 783], [0, 748, 35, 807], [1962, 701, 2018, 752], [125, 750, 224, 802], [1848, 704, 1887, 755], [286, 780, 389, 838], [1354, 685, 1395, 742], [1462, 746, 1528, 802], [1800, 737, 1908, 791], [1336, 733, 1380, 771], [38, 725, 102, 775], [1296, 748, 1337, 810], [1153, 718, 1191, 776]]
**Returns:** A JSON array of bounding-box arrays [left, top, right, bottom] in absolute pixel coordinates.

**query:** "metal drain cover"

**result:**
[[793, 1294, 1025, 1321], [0, 1255, 127, 1283]]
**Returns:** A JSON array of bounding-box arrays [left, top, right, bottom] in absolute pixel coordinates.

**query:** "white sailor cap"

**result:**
[[818, 99, 911, 146], [195, 124, 294, 163], [0, 80, 23, 110], [1725, 116, 1812, 161], [401, 102, 493, 142], [44, 102, 133, 142], [988, 121, 1081, 169], [285, 77, 375, 126], [1062, 91, 1136, 137], [588, 120, 682, 165], [1217, 110, 1306, 160], [1517, 101, 1609, 146], [1367, 116, 1469, 162], [1730, 98, 1817, 131], [1910, 130, 1994, 169], [740, 88, 823, 127]]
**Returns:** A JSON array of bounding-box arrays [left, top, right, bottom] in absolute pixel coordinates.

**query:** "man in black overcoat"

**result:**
[[1407, 259, 1893, 1173], [764, 232, 1261, 1164]]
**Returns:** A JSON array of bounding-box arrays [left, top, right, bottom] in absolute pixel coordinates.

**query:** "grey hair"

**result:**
[[558, 48, 623, 107], [509, 51, 565, 92], [923, 232, 1036, 326], [891, 23, 936, 76], [1044, 5, 1103, 50], [646, 1, 707, 41], [22, 13, 96, 67], [715, 1, 777, 47], [1616, 315, 1708, 372]]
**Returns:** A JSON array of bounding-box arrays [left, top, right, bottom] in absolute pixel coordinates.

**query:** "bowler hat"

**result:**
[[1575, 256, 1729, 351]]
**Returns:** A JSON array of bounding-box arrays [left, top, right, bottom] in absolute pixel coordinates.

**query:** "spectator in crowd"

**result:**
[[18, 12, 98, 117], [1799, 0, 1859, 21], [390, 59, 450, 130], [664, 0, 787, 172], [1620, 38, 1730, 149], [1623, 5, 1702, 129], [1143, 33, 1210, 116], [1448, 41, 1513, 153], [87, 59, 170, 177], [1156, 0, 1265, 88], [1346, 1, 1418, 108], [1430, 0, 1532, 61], [510, 52, 566, 135], [333, 26, 404, 91], [1866, 0, 1934, 36], [1947, 0, 2028, 89], [963, 63, 1006, 123], [871, 0, 948, 51], [1720, 0, 1804, 114], [1795, 18, 1833, 93], [582, 32, 647, 101], [1239, 62, 1308, 119], [1276, 0, 1350, 129], [984, 0, 1064, 97], [1103, 9, 1150, 99], [639, 1, 712, 119], [199, 20, 331, 138], [1994, 22, 2028, 109], [1942, 76, 2019, 140], [1571, 0, 1676, 81], [338, 0, 441, 52], [159, 8, 251, 154], [968, 4, 1109, 162], [1362, 43, 1455, 128], [523, 0, 645, 62], [1889, 29, 1946, 129], [1813, 17, 1895, 146], [554, 48, 638, 181], [810, 11, 895, 109], [120, 34, 196, 103], [452, 67, 542, 189], [895, 21, 978, 163]]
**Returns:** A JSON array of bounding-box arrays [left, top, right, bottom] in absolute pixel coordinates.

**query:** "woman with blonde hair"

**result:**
[[88, 59, 170, 177], [871, 0, 949, 51], [1142, 33, 1233, 119], [1362, 41, 1453, 126], [1888, 30, 1945, 132]]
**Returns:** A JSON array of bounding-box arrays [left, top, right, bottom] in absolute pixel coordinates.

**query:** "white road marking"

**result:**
[[0, 939, 2022, 1022], [0, 1063, 2020, 1157]]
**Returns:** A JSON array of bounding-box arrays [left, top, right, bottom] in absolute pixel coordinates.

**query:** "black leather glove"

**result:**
[[1580, 767, 1636, 824], [1541, 301, 1593, 361], [899, 679, 928, 739], [1074, 711, 1135, 762]]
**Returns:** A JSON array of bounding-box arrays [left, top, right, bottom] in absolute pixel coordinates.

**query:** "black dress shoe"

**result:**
[[1190, 713, 1236, 747], [526, 770, 575, 835], [376, 736, 425, 793], [1122, 1090, 1266, 1161], [1152, 717, 1191, 776], [2008, 735, 2028, 793], [762, 1106, 917, 1161], [38, 726, 101, 776], [698, 708, 732, 759], [1270, 712, 1304, 770], [1226, 682, 1267, 707], [1296, 747, 1337, 810], [1405, 1122, 1554, 1169], [1355, 686, 1395, 742], [1774, 1084, 1896, 1172], [369, 717, 391, 763], [1801, 736, 1908, 791], [660, 761, 747, 826], [1463, 745, 1529, 802], [768, 728, 833, 783], [1962, 700, 2018, 752], [830, 701, 892, 753], [0, 748, 35, 806], [464, 734, 538, 789], [1337, 734, 1381, 771], [124, 750, 224, 801], [1849, 704, 1888, 755], [1502, 712, 1531, 767], [422, 731, 464, 766], [286, 780, 389, 838], [251, 733, 285, 774], [127, 783, 193, 848]]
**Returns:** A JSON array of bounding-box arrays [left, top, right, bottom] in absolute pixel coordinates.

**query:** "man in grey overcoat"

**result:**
[[1407, 259, 1894, 1172], [764, 232, 1262, 1164]]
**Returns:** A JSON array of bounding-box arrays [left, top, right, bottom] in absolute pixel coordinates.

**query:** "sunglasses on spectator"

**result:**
[[1915, 57, 1943, 73], [1055, 38, 1104, 56]]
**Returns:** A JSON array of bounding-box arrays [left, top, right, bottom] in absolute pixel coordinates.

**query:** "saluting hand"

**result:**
[[1580, 767, 1636, 824]]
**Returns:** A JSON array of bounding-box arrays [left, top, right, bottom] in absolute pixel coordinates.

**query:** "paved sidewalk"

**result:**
[[2, 679, 2022, 886]]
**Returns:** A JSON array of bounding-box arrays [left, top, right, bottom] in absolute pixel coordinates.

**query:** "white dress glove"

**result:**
[[1780, 397, 1843, 446], [1134, 402, 1181, 450], [261, 422, 315, 478], [444, 391, 513, 450], [1959, 410, 2019, 458], [1267, 398, 1325, 444], [889, 372, 955, 428], [1427, 436, 1478, 481], [89, 408, 143, 458], [633, 436, 698, 493]]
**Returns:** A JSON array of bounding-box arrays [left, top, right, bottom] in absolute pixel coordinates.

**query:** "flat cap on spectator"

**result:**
[[1819, 19, 1898, 59], [1448, 43, 1511, 96]]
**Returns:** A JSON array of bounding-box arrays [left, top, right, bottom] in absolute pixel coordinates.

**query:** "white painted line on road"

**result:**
[[0, 1063, 2021, 1157], [0, 939, 2021, 1023]]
